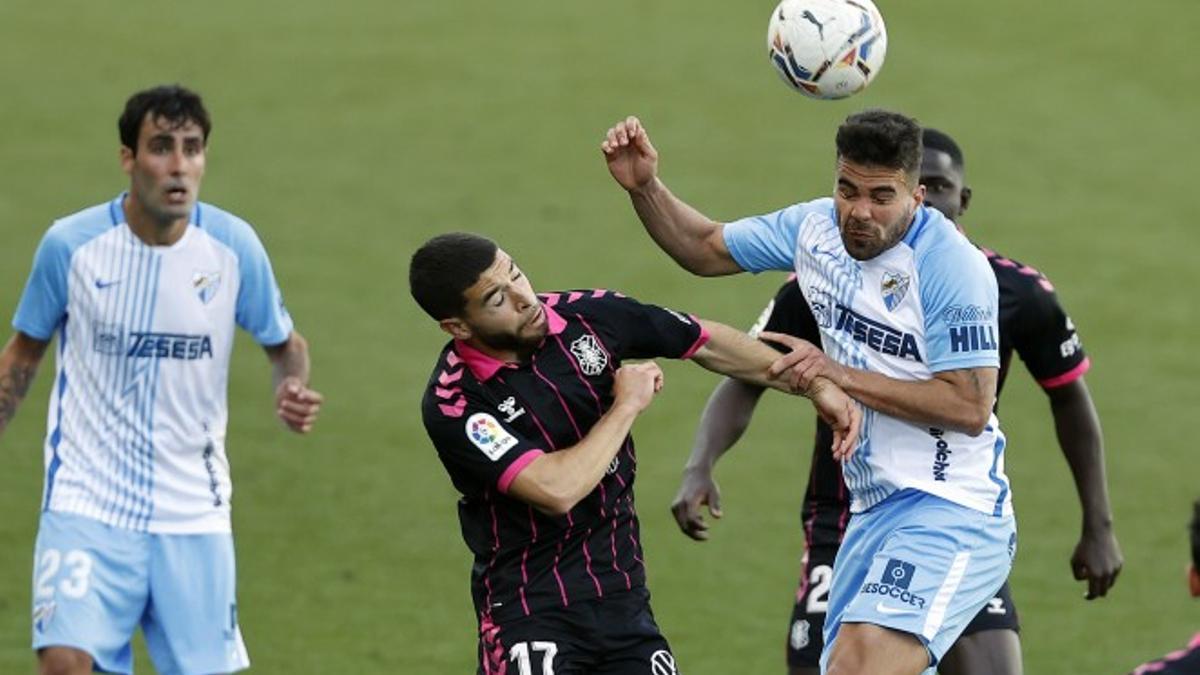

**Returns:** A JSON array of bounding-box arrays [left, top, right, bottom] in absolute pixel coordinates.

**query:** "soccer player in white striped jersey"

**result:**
[[0, 85, 323, 675], [602, 111, 1014, 675]]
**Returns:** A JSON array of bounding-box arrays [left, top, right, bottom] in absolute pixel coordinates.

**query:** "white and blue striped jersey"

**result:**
[[724, 198, 1011, 517], [12, 194, 293, 534]]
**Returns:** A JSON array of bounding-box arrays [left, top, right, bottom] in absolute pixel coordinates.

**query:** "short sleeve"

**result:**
[[423, 389, 545, 496], [1010, 275, 1090, 388], [919, 242, 1001, 372], [200, 206, 294, 346], [12, 229, 71, 340], [569, 292, 709, 361], [723, 204, 807, 273]]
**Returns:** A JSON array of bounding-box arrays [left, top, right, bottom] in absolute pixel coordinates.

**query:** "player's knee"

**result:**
[[38, 647, 92, 675]]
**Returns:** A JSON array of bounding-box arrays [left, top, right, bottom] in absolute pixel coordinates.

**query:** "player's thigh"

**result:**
[[32, 511, 149, 675], [478, 610, 595, 675], [592, 588, 680, 675], [142, 532, 249, 675], [825, 623, 929, 675], [788, 547, 838, 672], [37, 646, 93, 675], [940, 581, 1022, 675], [938, 629, 1022, 675], [833, 492, 1015, 668]]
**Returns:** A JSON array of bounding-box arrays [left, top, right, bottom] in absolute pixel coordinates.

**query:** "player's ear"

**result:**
[[960, 185, 973, 214], [439, 317, 472, 341], [1188, 563, 1200, 598], [119, 145, 135, 175]]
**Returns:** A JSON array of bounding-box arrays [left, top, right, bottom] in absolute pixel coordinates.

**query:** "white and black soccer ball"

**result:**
[[767, 0, 888, 100]]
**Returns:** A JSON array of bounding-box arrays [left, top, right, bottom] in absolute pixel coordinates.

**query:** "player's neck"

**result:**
[[123, 194, 188, 247]]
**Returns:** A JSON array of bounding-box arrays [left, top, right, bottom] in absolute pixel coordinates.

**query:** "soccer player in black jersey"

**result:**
[[1127, 499, 1200, 674], [409, 232, 860, 675], [669, 129, 1123, 675]]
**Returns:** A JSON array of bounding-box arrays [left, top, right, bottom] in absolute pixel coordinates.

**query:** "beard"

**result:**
[[472, 322, 547, 359], [840, 206, 915, 261]]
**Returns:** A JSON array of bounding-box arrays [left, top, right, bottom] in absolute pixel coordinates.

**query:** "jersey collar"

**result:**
[[454, 306, 567, 381]]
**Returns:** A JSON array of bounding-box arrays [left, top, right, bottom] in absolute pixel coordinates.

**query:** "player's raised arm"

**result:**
[[601, 116, 741, 276], [508, 362, 663, 516], [0, 333, 48, 438], [264, 330, 323, 434]]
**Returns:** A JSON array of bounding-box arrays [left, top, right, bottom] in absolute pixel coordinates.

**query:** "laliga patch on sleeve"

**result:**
[[465, 413, 519, 461]]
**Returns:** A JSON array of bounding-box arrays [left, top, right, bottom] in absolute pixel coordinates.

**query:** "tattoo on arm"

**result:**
[[967, 368, 983, 397], [0, 364, 36, 431]]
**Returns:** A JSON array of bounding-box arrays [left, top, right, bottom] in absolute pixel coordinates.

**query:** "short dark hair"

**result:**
[[922, 128, 965, 171], [836, 109, 922, 181], [410, 233, 499, 320], [1191, 499, 1200, 571], [118, 84, 212, 154]]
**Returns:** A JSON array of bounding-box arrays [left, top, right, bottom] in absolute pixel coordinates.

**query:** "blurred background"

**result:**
[[0, 0, 1196, 671]]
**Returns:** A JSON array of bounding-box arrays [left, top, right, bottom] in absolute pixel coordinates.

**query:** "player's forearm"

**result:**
[[629, 178, 737, 276], [1048, 380, 1114, 531], [0, 334, 47, 437], [684, 377, 766, 473], [513, 402, 641, 516], [839, 367, 994, 435], [693, 320, 796, 393], [266, 331, 311, 390]]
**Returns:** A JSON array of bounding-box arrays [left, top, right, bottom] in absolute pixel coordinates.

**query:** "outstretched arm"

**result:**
[[671, 377, 766, 540], [601, 116, 742, 276], [0, 333, 49, 438], [763, 331, 996, 435], [692, 320, 860, 460], [1046, 377, 1122, 599], [264, 331, 323, 434]]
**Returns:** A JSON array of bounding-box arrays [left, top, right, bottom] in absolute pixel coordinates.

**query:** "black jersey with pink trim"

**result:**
[[983, 247, 1090, 398], [1130, 632, 1200, 674], [421, 289, 709, 623], [755, 247, 1092, 550]]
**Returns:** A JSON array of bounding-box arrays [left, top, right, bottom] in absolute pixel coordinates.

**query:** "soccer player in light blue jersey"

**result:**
[[0, 85, 323, 675], [601, 111, 1014, 675]]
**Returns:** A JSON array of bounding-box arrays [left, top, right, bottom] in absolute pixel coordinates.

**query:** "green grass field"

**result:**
[[1, 0, 1197, 672]]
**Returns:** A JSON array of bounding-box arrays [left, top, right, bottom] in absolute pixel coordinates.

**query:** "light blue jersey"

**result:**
[[724, 198, 1011, 517], [13, 194, 293, 534]]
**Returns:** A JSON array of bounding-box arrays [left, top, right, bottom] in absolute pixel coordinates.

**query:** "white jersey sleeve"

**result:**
[[201, 211, 293, 346], [916, 239, 1000, 373], [722, 199, 836, 273]]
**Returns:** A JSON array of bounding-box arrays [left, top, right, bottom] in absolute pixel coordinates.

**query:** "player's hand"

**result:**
[[612, 361, 664, 413], [670, 466, 723, 541], [759, 331, 849, 393], [275, 376, 323, 434], [601, 116, 659, 193], [808, 378, 861, 462], [1072, 525, 1123, 600]]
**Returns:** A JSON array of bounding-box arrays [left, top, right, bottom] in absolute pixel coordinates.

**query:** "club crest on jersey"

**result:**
[[193, 270, 221, 305], [465, 413, 518, 461], [881, 272, 910, 311], [570, 334, 609, 376], [808, 288, 835, 328]]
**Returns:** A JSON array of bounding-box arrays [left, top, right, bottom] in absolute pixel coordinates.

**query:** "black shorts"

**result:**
[[786, 547, 1020, 667], [479, 587, 679, 674]]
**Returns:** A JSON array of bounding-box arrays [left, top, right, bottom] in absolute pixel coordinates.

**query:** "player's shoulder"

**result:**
[[979, 245, 1060, 298], [421, 342, 482, 423], [43, 196, 121, 253], [539, 288, 631, 314], [193, 201, 267, 258]]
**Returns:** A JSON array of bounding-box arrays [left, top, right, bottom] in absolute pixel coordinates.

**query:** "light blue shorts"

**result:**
[[820, 489, 1015, 673], [31, 511, 249, 674]]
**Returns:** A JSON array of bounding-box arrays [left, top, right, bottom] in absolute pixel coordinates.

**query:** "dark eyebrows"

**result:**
[[869, 186, 897, 196]]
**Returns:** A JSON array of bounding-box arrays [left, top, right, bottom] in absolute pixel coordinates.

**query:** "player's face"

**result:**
[[457, 250, 548, 355], [920, 149, 970, 221], [833, 159, 924, 261], [120, 115, 206, 224]]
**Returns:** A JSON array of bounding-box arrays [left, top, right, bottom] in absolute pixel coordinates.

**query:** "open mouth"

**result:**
[[165, 187, 189, 202], [525, 306, 546, 330]]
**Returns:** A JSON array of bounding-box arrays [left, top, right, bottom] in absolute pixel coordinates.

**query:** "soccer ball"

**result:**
[[767, 0, 888, 100]]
